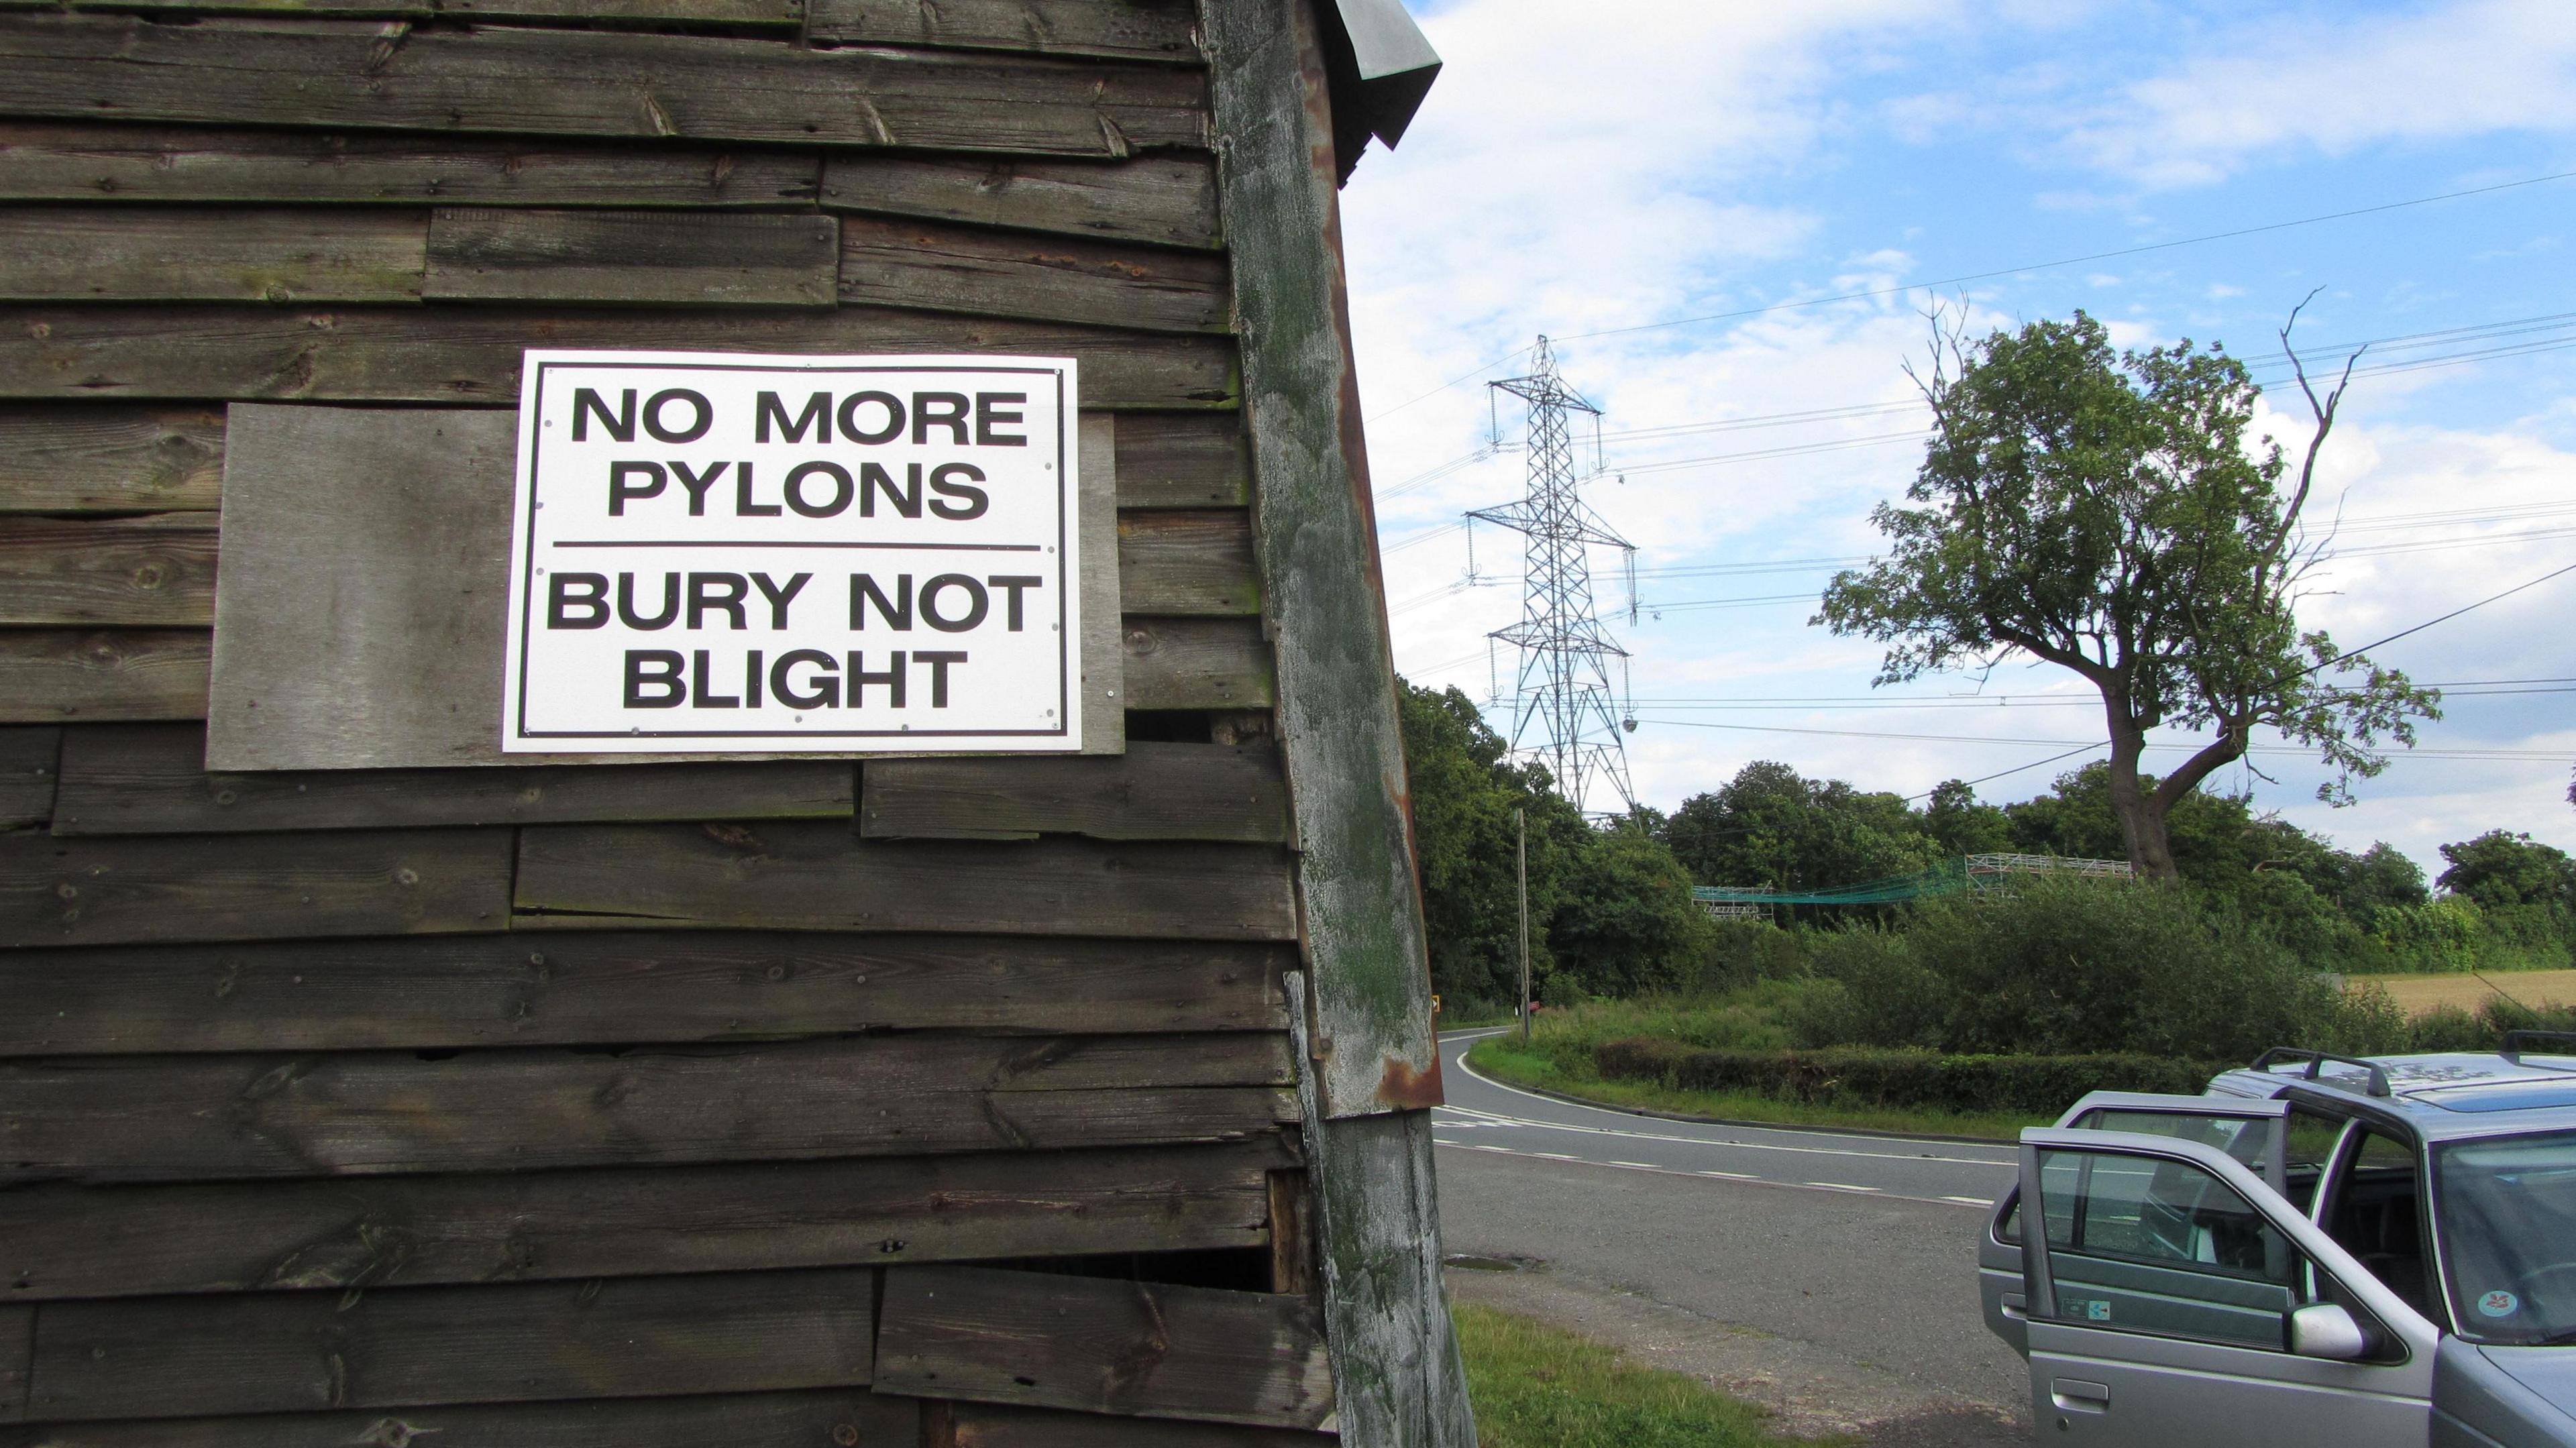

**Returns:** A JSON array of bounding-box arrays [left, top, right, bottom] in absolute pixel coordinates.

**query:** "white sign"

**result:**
[[501, 350, 1080, 754]]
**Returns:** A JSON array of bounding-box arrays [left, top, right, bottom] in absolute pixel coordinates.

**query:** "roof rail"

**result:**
[[2501, 1031, 2576, 1064], [2249, 1047, 2392, 1098]]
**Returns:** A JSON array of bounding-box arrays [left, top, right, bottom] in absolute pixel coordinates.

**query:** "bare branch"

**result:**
[[2273, 290, 2365, 576]]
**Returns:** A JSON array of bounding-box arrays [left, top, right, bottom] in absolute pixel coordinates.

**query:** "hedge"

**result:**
[[1593, 1038, 2230, 1116]]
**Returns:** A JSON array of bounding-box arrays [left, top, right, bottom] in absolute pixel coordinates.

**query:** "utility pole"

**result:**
[[1468, 335, 1640, 816], [1515, 805, 1531, 1046]]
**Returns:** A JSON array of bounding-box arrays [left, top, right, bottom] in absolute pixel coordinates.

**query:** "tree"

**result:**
[[1923, 779, 2013, 856], [2437, 831, 2576, 912], [1818, 307, 2439, 879], [1658, 761, 1935, 895]]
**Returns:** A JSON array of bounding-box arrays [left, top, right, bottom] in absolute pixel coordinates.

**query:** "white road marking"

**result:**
[[1609, 1160, 1658, 1169], [1699, 1170, 1756, 1180], [1430, 1139, 1988, 1209], [1433, 1068, 2017, 1171], [1945, 1195, 1996, 1207]]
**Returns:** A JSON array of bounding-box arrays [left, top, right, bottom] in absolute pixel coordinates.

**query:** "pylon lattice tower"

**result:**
[[1467, 336, 1639, 816]]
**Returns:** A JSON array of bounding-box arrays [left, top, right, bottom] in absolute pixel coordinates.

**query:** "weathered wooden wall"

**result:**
[[0, 0, 1422, 1440]]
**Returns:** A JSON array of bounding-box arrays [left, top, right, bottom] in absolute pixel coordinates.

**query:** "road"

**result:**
[[1433, 1027, 2033, 1444]]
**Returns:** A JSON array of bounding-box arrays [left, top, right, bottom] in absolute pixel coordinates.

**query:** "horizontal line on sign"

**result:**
[[549, 540, 1046, 551]]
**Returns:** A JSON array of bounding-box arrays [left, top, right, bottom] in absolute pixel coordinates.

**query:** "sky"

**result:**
[[1336, 0, 2576, 879]]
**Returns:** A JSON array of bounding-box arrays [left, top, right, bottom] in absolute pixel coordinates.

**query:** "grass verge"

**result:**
[[1454, 1302, 1831, 1448], [1466, 1036, 2048, 1141]]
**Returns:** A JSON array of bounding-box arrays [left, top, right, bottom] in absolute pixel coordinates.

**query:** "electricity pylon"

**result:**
[[1466, 336, 1639, 816]]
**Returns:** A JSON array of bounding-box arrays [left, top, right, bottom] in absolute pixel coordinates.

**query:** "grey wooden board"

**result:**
[[0, 515, 218, 626], [0, 930, 1291, 1054], [514, 824, 1297, 940], [0, 17, 1208, 156], [820, 152, 1220, 251], [440, 0, 806, 21], [0, 1390, 914, 1448], [0, 121, 823, 209], [1119, 617, 1273, 710], [949, 1402, 1336, 1448], [0, 725, 59, 828], [0, 207, 426, 304], [425, 207, 837, 307], [0, 629, 209, 722], [1115, 412, 1250, 509], [0, 1036, 1297, 1182], [0, 406, 225, 514], [1283, 977, 1474, 1448], [863, 740, 1286, 842], [0, 826, 513, 948], [806, 0, 1199, 61], [207, 406, 1123, 768], [61, 0, 428, 11], [1204, 0, 1435, 1119], [1120, 510, 1257, 614], [53, 723, 855, 834], [1079, 414, 1126, 753], [840, 214, 1228, 332], [0, 306, 1238, 408], [23, 1268, 877, 1422], [876, 1265, 1333, 1429], [1, 1138, 1286, 1300]]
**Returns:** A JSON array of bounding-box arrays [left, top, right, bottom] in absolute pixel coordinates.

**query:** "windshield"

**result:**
[[2436, 1130, 2576, 1345]]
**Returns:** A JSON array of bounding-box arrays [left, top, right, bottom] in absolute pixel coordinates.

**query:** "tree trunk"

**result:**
[[2103, 724, 2181, 881]]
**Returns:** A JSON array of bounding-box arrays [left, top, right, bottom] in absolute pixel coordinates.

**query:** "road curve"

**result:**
[[1435, 1027, 2019, 1209]]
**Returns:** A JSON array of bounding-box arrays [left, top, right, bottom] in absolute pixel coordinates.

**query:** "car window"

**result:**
[[2068, 1108, 2271, 1172], [2322, 1127, 2434, 1321], [2283, 1108, 2347, 1215], [2435, 1130, 2576, 1346], [2036, 1147, 2299, 1349]]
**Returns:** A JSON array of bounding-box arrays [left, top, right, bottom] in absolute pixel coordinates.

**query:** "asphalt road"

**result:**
[[1434, 1027, 2035, 1444]]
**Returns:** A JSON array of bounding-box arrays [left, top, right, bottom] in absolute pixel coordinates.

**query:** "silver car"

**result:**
[[1978, 1033, 2576, 1445]]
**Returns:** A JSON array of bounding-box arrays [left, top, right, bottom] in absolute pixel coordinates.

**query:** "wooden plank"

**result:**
[[0, 630, 209, 722], [840, 215, 1228, 333], [1078, 412, 1125, 753], [0, 1390, 914, 1448], [1, 1139, 1286, 1300], [0, 207, 425, 304], [0, 1036, 1295, 1182], [0, 306, 1238, 408], [807, 0, 1199, 62], [0, 1306, 24, 1427], [1119, 616, 1272, 710], [515, 824, 1296, 939], [1116, 412, 1248, 509], [63, 0, 427, 12], [1205, 0, 1436, 1117], [0, 930, 1291, 1054], [863, 740, 1285, 842], [23, 1268, 877, 1422], [0, 516, 217, 627], [877, 1266, 1332, 1429], [0, 16, 1208, 156], [820, 153, 1220, 250], [54, 723, 855, 834], [0, 121, 823, 209], [0, 725, 57, 829], [425, 208, 837, 307], [0, 406, 223, 514], [947, 1403, 1334, 1448], [0, 826, 512, 948], [1267, 1169, 1312, 1297], [1203, 1, 1470, 1441], [1120, 510, 1256, 614], [443, 0, 805, 23]]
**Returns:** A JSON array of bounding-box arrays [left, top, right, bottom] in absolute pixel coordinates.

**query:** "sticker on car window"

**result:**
[[2479, 1290, 2520, 1319], [2063, 1296, 2112, 1322]]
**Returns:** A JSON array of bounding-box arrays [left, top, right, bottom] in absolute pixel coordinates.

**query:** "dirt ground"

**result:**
[[2365, 968, 2576, 1016]]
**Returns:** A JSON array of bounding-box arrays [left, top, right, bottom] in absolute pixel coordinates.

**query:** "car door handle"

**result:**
[[2000, 1292, 2027, 1321], [2051, 1380, 2110, 1414]]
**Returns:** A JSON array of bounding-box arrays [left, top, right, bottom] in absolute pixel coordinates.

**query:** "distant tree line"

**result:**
[[1399, 677, 2576, 1015]]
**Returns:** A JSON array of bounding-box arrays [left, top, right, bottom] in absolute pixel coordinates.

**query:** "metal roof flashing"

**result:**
[[1318, 0, 1442, 184]]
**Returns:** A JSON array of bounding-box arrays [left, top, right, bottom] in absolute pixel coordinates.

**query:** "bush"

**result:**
[[2406, 996, 2576, 1052], [1788, 928, 1944, 1048], [1593, 1038, 2224, 1116]]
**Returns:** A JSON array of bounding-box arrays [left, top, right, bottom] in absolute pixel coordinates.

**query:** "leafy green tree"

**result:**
[[2002, 762, 2263, 887], [1546, 822, 1710, 998], [1923, 779, 2013, 856], [1818, 308, 2439, 879], [1658, 761, 1935, 896], [2437, 831, 2576, 911]]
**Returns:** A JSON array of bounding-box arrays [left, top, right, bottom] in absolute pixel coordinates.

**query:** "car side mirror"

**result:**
[[2290, 1302, 2369, 1361]]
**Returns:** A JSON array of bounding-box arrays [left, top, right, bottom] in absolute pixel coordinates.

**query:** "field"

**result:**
[[2367, 968, 2576, 1017]]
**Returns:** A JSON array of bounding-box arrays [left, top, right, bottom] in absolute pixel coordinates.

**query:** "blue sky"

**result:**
[[1337, 0, 2576, 877]]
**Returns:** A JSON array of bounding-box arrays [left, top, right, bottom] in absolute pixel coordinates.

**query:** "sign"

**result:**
[[501, 351, 1081, 754]]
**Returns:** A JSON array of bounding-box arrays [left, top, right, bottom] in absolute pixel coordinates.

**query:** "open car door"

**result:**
[[1983, 1093, 2292, 1356], [2019, 1127, 2438, 1447]]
